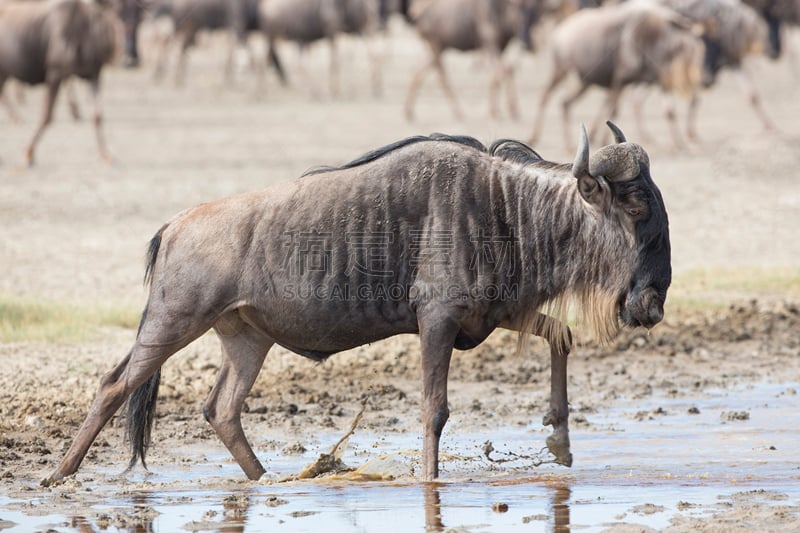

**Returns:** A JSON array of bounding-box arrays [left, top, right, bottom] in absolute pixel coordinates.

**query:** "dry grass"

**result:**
[[0, 294, 140, 343], [668, 266, 800, 311]]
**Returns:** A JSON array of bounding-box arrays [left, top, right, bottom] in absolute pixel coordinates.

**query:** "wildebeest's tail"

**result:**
[[126, 224, 168, 470], [125, 369, 161, 470]]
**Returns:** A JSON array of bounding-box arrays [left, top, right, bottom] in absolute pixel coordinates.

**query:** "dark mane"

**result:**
[[489, 138, 571, 171], [301, 133, 488, 177], [489, 139, 543, 165]]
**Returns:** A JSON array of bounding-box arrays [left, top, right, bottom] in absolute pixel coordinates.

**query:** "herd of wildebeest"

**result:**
[[1, 0, 799, 164]]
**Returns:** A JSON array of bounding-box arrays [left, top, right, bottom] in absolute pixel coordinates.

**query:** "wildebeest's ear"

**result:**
[[573, 125, 611, 211], [578, 174, 611, 211]]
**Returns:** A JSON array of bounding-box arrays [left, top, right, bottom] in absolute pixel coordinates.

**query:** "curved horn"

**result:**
[[606, 120, 627, 143], [572, 124, 589, 178], [589, 144, 640, 182]]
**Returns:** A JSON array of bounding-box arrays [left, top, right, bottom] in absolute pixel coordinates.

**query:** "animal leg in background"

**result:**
[[206, 313, 273, 480], [588, 87, 624, 146], [0, 76, 22, 123], [630, 87, 656, 146], [173, 26, 199, 86], [328, 36, 340, 97], [64, 78, 81, 121], [559, 81, 590, 153], [152, 31, 173, 81], [417, 306, 459, 480], [89, 77, 111, 162], [735, 65, 777, 131], [24, 78, 61, 166], [486, 50, 518, 120], [528, 63, 569, 145], [405, 42, 463, 121]]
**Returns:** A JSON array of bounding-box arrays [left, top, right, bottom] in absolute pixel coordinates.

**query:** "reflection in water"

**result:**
[[423, 482, 444, 531], [550, 483, 571, 532], [68, 493, 156, 533], [66, 490, 253, 533], [423, 481, 571, 532], [219, 491, 251, 533]]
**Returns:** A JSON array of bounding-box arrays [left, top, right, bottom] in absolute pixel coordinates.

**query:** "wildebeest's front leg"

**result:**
[[502, 313, 573, 467], [417, 307, 459, 480], [535, 316, 573, 467]]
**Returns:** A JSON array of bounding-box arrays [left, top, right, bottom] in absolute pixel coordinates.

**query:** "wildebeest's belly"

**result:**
[[240, 302, 419, 359]]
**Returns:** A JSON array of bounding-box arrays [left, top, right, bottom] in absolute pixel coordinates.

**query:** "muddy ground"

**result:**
[[1, 18, 800, 531]]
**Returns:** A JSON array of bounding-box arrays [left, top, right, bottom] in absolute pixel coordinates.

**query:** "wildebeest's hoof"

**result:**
[[546, 431, 573, 467], [40, 473, 63, 487]]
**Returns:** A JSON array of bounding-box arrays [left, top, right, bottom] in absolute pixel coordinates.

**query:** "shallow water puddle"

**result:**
[[2, 381, 799, 531]]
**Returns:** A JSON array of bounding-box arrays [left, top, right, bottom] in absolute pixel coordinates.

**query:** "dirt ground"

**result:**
[[1, 18, 800, 531]]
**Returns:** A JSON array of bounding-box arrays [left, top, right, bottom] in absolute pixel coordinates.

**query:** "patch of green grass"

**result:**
[[668, 266, 800, 311], [0, 295, 140, 343]]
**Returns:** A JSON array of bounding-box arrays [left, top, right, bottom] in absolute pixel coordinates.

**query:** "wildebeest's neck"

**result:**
[[490, 160, 635, 337]]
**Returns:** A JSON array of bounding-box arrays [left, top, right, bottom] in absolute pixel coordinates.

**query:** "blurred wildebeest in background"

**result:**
[[0, 0, 120, 165], [403, 0, 541, 121], [118, 0, 145, 67], [41, 121, 670, 485], [258, 0, 381, 97], [529, 1, 705, 150], [152, 0, 282, 85], [660, 0, 778, 131], [743, 0, 800, 58]]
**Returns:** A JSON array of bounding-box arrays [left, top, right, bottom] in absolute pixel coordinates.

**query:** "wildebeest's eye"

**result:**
[[625, 206, 645, 218], [621, 194, 648, 219]]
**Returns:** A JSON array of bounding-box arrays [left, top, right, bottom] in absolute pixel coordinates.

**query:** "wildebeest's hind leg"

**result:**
[[205, 311, 274, 480], [417, 308, 460, 480], [531, 314, 573, 467], [41, 334, 202, 486]]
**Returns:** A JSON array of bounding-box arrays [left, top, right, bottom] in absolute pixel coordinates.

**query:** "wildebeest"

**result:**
[[742, 0, 800, 58], [660, 0, 778, 131], [259, 0, 380, 97], [42, 122, 670, 485], [0, 0, 120, 165], [404, 0, 539, 121], [528, 1, 705, 150], [151, 0, 282, 85]]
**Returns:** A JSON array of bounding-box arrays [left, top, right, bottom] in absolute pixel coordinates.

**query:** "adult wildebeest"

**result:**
[[258, 0, 380, 97], [528, 1, 704, 150], [404, 0, 539, 121], [0, 0, 120, 165], [42, 122, 670, 485], [659, 0, 778, 131]]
